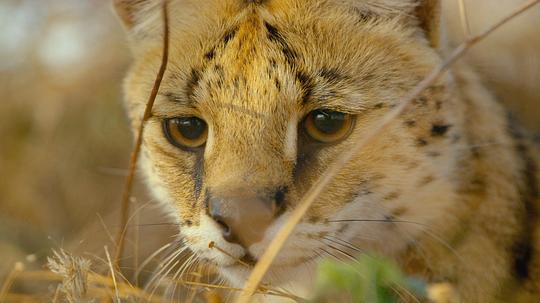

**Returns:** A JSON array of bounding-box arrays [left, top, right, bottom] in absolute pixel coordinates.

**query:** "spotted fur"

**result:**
[[115, 0, 540, 302]]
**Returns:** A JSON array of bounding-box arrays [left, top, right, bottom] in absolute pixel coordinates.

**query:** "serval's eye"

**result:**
[[304, 110, 354, 143], [163, 117, 208, 149]]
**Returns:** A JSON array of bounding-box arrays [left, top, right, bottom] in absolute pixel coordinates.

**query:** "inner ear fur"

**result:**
[[113, 0, 148, 29], [415, 0, 442, 49]]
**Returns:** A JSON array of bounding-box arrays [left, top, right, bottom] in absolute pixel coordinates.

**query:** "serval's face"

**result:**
[[118, 0, 455, 288]]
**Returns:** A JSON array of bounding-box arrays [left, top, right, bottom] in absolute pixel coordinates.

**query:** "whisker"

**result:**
[[184, 263, 206, 303], [318, 247, 346, 264], [127, 223, 178, 228], [152, 259, 182, 299], [323, 236, 364, 254], [328, 218, 429, 228], [328, 218, 463, 263], [145, 247, 186, 293], [149, 250, 193, 300], [170, 254, 198, 298], [323, 242, 361, 265], [135, 242, 175, 282], [178, 254, 198, 280], [394, 283, 422, 303]]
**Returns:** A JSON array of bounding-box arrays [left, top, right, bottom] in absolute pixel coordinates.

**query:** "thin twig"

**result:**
[[235, 0, 540, 301], [179, 280, 305, 302], [133, 198, 140, 286], [15, 270, 172, 303], [208, 242, 252, 268], [457, 0, 471, 37], [105, 246, 121, 302], [114, 0, 170, 267], [52, 284, 61, 303], [0, 262, 23, 302]]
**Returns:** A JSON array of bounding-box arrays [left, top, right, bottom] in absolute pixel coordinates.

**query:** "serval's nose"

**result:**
[[207, 187, 286, 248]]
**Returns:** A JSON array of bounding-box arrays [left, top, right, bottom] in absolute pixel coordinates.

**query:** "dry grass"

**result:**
[[0, 248, 310, 303], [0, 249, 459, 303]]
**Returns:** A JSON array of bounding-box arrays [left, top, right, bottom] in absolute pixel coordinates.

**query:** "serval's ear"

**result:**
[[113, 0, 153, 29], [415, 0, 442, 49]]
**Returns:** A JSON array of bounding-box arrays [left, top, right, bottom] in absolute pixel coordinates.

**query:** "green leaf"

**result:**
[[312, 254, 428, 303]]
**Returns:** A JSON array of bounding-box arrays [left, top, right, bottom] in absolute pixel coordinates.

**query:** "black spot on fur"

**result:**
[[471, 146, 482, 159], [204, 48, 216, 60], [264, 21, 281, 43], [384, 191, 400, 201], [186, 68, 201, 100], [427, 151, 441, 158], [274, 187, 288, 206], [404, 120, 416, 127], [419, 175, 435, 187], [318, 67, 345, 84], [245, 0, 266, 4], [282, 46, 298, 66], [512, 149, 537, 280], [274, 78, 281, 91], [374, 103, 384, 109], [431, 124, 451, 137], [514, 241, 533, 280], [204, 189, 211, 210], [415, 96, 428, 106], [308, 215, 322, 223], [508, 114, 539, 281], [515, 156, 538, 279], [223, 27, 237, 45], [274, 186, 288, 216], [264, 21, 297, 66], [416, 138, 428, 147], [351, 7, 377, 23], [214, 64, 224, 78], [296, 71, 315, 104]]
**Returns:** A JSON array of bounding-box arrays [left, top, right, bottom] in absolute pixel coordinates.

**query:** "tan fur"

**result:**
[[115, 0, 540, 302]]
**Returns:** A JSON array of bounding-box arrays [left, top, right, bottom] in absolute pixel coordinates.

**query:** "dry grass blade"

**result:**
[[14, 269, 173, 303], [209, 241, 252, 268], [457, 0, 471, 37], [105, 246, 121, 302], [114, 0, 170, 266], [0, 262, 24, 302], [179, 280, 305, 302], [236, 0, 540, 301], [47, 250, 91, 303]]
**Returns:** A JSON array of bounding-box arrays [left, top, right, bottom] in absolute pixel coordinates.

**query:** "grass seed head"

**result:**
[[47, 250, 93, 303]]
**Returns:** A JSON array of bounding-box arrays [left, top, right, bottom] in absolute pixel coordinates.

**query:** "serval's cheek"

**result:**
[[139, 152, 179, 222]]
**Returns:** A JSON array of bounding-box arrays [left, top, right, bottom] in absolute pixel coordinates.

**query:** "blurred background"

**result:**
[[0, 0, 538, 300], [0, 0, 176, 283]]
